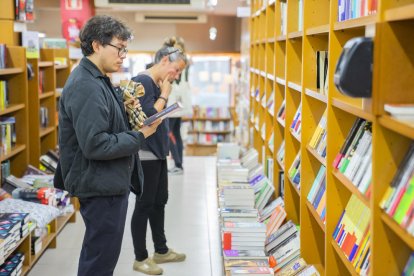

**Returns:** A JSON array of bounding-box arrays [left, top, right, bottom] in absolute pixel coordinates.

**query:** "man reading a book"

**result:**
[[58, 15, 160, 276]]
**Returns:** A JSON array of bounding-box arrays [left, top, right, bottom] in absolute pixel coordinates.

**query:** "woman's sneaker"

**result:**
[[153, 249, 186, 264], [168, 167, 183, 175], [133, 257, 163, 275]]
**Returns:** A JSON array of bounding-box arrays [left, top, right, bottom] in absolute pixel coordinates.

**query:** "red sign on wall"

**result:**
[[60, 0, 94, 44]]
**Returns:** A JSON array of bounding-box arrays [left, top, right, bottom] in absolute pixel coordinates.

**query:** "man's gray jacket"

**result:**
[[59, 57, 145, 198]]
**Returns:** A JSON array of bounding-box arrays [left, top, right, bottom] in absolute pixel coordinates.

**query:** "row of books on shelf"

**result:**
[[338, 0, 377, 22], [307, 166, 327, 224], [333, 194, 371, 274], [39, 107, 49, 128], [0, 213, 30, 264], [15, 0, 34, 22], [0, 45, 6, 69], [280, 2, 287, 36], [0, 252, 24, 275], [333, 118, 372, 198], [217, 144, 320, 276], [277, 140, 285, 168], [190, 121, 231, 132], [308, 110, 327, 159], [187, 133, 230, 145], [290, 103, 302, 138], [195, 107, 230, 118], [380, 143, 414, 235], [288, 153, 301, 191], [0, 117, 16, 155], [0, 81, 9, 111], [277, 100, 286, 125], [316, 51, 329, 96], [384, 103, 414, 123]]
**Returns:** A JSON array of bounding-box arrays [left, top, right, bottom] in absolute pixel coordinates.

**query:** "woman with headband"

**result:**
[[130, 38, 187, 275]]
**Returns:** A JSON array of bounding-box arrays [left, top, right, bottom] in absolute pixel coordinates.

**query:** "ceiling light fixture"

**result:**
[[209, 27, 217, 40]]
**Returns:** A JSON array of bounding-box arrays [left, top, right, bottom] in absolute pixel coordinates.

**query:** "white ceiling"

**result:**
[[36, 0, 242, 16]]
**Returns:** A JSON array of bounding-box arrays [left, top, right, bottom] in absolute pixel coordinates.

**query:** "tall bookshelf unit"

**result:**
[[27, 49, 70, 167], [0, 1, 76, 274], [249, 0, 414, 275]]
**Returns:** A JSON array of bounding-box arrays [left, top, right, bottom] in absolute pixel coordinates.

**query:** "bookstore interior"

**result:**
[[0, 0, 414, 275]]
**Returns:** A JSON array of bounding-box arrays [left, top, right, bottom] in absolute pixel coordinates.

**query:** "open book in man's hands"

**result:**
[[143, 102, 183, 126]]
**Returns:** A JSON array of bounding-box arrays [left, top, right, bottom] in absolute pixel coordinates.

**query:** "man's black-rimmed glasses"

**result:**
[[107, 43, 128, 57]]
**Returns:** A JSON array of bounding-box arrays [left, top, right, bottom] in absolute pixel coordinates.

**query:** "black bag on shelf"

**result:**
[[334, 37, 373, 98]]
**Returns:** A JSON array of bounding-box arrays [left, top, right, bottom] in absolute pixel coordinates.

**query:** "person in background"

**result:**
[[130, 40, 187, 275], [165, 37, 193, 175], [58, 15, 160, 276]]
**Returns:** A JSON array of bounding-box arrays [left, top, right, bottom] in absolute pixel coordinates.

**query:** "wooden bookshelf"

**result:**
[[1, 5, 76, 273], [249, 0, 414, 274], [0, 68, 23, 75]]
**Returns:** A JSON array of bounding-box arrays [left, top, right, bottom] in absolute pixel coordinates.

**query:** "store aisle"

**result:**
[[29, 156, 223, 276]]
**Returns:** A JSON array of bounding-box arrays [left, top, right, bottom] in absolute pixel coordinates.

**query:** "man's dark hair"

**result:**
[[79, 15, 132, 56]]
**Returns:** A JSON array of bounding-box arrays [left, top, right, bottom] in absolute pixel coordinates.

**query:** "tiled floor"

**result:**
[[29, 156, 223, 276]]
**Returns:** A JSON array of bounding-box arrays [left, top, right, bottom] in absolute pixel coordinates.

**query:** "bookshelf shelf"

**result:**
[[30, 233, 56, 265], [290, 130, 301, 143], [332, 98, 375, 121], [55, 64, 68, 70], [189, 130, 231, 135], [275, 77, 286, 86], [306, 200, 325, 232], [0, 103, 25, 116], [276, 158, 284, 170], [0, 144, 26, 162], [288, 176, 300, 197], [39, 126, 55, 138], [306, 145, 326, 167], [288, 31, 303, 39], [0, 68, 23, 76], [187, 143, 217, 147], [4, 231, 31, 261], [56, 212, 75, 234], [276, 35, 287, 41], [266, 37, 276, 43], [333, 15, 377, 31], [304, 88, 327, 104], [332, 170, 370, 208], [266, 73, 275, 81], [385, 4, 414, 22], [277, 118, 285, 128], [306, 24, 330, 36], [287, 81, 302, 92], [379, 115, 414, 139], [39, 91, 55, 100], [192, 117, 232, 122], [38, 61, 53, 68], [381, 212, 414, 250], [331, 240, 358, 276]]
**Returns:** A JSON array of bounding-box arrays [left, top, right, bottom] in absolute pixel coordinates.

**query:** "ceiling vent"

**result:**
[[94, 0, 204, 11], [135, 13, 207, 23]]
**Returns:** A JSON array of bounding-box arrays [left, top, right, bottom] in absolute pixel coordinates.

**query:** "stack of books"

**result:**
[[0, 252, 24, 275], [0, 213, 29, 261], [380, 143, 414, 235], [333, 194, 371, 274], [384, 103, 414, 123], [333, 118, 372, 198]]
